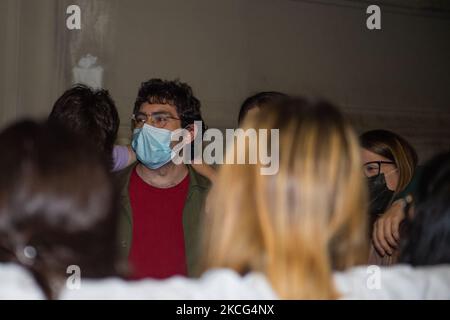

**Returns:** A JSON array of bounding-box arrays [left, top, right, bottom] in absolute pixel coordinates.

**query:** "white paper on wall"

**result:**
[[72, 54, 104, 89]]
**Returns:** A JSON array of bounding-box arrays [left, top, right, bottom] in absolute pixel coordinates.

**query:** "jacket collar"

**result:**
[[117, 163, 209, 198], [186, 164, 210, 191]]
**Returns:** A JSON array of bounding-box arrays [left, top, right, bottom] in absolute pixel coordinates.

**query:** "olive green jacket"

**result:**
[[114, 164, 210, 277]]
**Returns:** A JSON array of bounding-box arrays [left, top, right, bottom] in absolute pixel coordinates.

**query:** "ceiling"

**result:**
[[289, 0, 450, 17]]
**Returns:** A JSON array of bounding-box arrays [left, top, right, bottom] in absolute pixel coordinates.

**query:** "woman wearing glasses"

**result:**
[[360, 130, 419, 266]]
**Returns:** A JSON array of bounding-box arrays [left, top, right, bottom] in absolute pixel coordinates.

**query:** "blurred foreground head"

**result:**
[[203, 97, 368, 299], [48, 84, 120, 168], [400, 151, 450, 266], [0, 120, 118, 299], [238, 91, 288, 126], [360, 129, 418, 195]]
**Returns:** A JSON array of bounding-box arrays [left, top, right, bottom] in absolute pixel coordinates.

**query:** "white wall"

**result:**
[[0, 0, 58, 123]]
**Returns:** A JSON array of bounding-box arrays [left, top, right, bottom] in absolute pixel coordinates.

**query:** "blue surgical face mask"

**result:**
[[131, 124, 173, 169]]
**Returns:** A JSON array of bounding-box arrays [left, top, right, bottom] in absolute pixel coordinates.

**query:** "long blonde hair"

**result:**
[[201, 98, 368, 299]]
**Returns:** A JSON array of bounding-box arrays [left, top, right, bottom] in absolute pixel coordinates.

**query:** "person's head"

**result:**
[[131, 79, 204, 169], [238, 91, 288, 126], [360, 130, 418, 194], [0, 120, 119, 299], [203, 97, 368, 299], [400, 151, 450, 266], [48, 84, 120, 167]]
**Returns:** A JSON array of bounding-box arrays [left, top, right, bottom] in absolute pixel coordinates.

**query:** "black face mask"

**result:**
[[367, 173, 395, 216]]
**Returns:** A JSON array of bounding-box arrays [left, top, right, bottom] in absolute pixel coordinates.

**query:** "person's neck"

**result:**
[[136, 162, 188, 189]]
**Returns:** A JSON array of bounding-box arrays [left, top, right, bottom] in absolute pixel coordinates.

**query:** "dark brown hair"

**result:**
[[360, 129, 418, 194], [0, 120, 119, 299], [238, 91, 288, 125], [48, 84, 119, 168], [400, 151, 450, 266]]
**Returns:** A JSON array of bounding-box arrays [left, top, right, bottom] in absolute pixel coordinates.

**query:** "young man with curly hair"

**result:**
[[115, 79, 210, 280]]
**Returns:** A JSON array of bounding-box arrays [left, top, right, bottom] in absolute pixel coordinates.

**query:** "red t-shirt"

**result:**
[[128, 167, 190, 279]]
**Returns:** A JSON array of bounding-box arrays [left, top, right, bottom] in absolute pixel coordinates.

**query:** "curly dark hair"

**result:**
[[48, 84, 119, 168], [133, 79, 203, 128]]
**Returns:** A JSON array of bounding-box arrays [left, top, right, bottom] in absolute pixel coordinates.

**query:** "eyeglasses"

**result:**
[[132, 111, 180, 128], [363, 161, 396, 178]]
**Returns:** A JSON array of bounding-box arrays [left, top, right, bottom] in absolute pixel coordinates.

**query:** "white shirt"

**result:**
[[0, 263, 45, 300], [1, 263, 449, 300], [334, 264, 450, 299]]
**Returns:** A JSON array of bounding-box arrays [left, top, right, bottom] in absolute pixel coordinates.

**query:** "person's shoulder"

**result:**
[[0, 263, 45, 299], [60, 269, 277, 300], [397, 165, 424, 199], [334, 264, 450, 299], [134, 268, 276, 299]]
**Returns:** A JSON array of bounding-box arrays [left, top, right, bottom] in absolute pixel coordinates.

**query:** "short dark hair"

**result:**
[[238, 91, 288, 125], [134, 79, 203, 128], [0, 120, 119, 299], [399, 151, 450, 266], [48, 84, 120, 167]]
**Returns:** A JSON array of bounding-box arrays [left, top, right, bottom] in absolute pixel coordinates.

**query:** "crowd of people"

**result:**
[[0, 79, 449, 299]]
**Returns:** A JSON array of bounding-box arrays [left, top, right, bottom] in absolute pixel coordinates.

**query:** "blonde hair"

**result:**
[[201, 98, 368, 299]]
